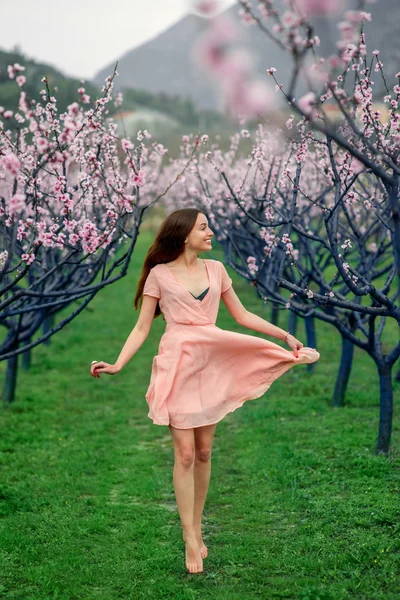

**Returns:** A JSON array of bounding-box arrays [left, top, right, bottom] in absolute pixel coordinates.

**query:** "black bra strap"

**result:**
[[190, 287, 209, 300]]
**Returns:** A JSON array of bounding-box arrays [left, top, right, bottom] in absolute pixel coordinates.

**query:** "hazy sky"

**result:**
[[2, 0, 234, 81]]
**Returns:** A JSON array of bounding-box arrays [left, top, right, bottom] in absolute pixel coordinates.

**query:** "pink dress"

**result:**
[[143, 259, 320, 429]]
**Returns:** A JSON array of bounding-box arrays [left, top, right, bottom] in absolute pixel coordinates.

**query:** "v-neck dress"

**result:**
[[143, 259, 320, 429]]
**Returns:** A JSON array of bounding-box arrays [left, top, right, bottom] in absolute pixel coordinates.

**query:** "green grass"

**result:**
[[0, 232, 399, 600]]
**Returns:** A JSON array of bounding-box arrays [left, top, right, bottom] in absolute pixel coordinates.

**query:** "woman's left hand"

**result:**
[[285, 334, 303, 358]]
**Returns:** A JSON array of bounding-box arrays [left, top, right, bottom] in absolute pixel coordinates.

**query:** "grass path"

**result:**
[[1, 233, 399, 599]]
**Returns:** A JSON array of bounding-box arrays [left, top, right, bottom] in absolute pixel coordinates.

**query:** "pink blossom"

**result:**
[[247, 255, 259, 275], [298, 91, 316, 116], [267, 67, 276, 76], [3, 110, 14, 119], [133, 170, 146, 187], [306, 63, 329, 86], [68, 233, 80, 246], [350, 158, 365, 174], [282, 10, 297, 27], [236, 79, 274, 116], [36, 137, 49, 153], [346, 10, 371, 23], [239, 8, 257, 26], [21, 253, 35, 265], [193, 0, 219, 15], [7, 193, 26, 216], [0, 250, 8, 267], [193, 15, 241, 72], [1, 152, 20, 176], [121, 138, 134, 151], [296, 0, 341, 16], [16, 75, 26, 87]]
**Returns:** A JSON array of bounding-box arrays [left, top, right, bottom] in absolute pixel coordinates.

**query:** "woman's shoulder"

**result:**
[[150, 263, 164, 272], [206, 258, 225, 271]]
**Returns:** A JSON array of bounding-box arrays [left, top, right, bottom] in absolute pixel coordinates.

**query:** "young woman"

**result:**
[[90, 208, 320, 574]]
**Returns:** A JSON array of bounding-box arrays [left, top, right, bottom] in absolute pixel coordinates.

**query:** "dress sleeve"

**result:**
[[143, 268, 161, 299], [220, 261, 232, 293]]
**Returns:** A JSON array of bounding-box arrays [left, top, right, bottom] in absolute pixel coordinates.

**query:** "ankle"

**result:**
[[182, 526, 197, 538]]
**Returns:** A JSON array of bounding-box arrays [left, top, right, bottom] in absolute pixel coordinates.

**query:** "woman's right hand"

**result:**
[[90, 361, 120, 378]]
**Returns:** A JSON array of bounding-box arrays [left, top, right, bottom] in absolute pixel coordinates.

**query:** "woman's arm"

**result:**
[[237, 310, 288, 341], [90, 295, 158, 378], [113, 327, 148, 372], [221, 286, 302, 355]]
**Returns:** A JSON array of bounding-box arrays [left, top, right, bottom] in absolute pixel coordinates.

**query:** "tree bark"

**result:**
[[376, 363, 393, 455], [288, 311, 297, 337], [305, 315, 317, 372], [43, 314, 55, 346], [21, 344, 31, 371], [270, 304, 279, 326], [2, 352, 18, 404], [332, 334, 354, 407]]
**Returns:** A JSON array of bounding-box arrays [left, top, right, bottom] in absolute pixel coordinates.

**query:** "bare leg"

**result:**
[[193, 423, 217, 558], [169, 425, 203, 573]]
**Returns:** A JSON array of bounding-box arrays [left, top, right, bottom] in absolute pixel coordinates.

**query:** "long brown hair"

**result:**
[[134, 208, 203, 318]]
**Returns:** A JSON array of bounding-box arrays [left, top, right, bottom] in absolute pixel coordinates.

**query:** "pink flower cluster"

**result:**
[[193, 14, 274, 118], [0, 63, 167, 269], [247, 255, 259, 275], [296, 0, 342, 17]]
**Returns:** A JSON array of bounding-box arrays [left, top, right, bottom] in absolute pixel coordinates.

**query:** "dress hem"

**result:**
[[147, 379, 275, 429]]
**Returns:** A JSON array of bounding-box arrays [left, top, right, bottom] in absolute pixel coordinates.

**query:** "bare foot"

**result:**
[[194, 525, 208, 559], [183, 534, 203, 573]]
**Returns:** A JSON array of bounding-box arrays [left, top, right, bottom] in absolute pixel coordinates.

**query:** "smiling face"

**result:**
[[186, 213, 214, 252]]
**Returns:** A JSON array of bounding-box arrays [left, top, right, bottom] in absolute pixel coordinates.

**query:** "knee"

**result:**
[[176, 448, 195, 469], [195, 447, 212, 462]]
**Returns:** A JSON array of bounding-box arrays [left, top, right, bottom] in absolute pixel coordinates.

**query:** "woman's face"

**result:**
[[186, 213, 214, 252]]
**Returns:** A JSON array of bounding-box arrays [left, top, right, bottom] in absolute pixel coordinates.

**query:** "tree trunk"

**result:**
[[21, 341, 32, 371], [288, 311, 297, 337], [331, 334, 354, 407], [270, 304, 279, 326], [2, 352, 18, 404], [305, 316, 317, 372], [376, 363, 393, 455], [43, 314, 54, 346]]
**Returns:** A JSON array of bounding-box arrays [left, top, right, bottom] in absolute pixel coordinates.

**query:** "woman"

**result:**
[[90, 208, 320, 574]]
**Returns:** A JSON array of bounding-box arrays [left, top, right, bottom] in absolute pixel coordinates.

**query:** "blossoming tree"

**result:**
[[0, 64, 192, 403], [159, 0, 400, 454], [160, 120, 397, 454]]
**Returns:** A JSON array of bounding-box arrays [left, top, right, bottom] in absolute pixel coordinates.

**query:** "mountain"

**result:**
[[94, 14, 219, 112], [93, 10, 292, 111], [93, 1, 400, 112]]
